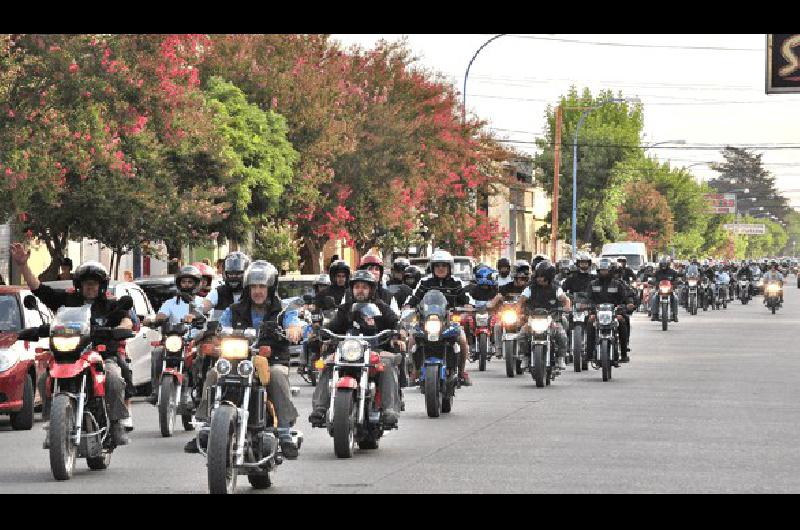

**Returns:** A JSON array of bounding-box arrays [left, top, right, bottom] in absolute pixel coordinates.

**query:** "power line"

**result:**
[[500, 34, 763, 53], [494, 139, 800, 150], [471, 93, 796, 106]]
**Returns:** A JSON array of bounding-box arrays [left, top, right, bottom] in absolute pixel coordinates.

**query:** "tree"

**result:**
[[533, 87, 643, 250], [616, 180, 674, 253]]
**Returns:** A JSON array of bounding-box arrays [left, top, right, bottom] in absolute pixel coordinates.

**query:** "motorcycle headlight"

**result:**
[[220, 339, 249, 360], [501, 310, 517, 326], [688, 279, 697, 286], [424, 318, 442, 336], [237, 360, 254, 377], [528, 317, 550, 334], [164, 335, 183, 353], [340, 339, 364, 363], [0, 349, 20, 372], [659, 286, 671, 294], [598, 311, 614, 326], [215, 358, 231, 376], [766, 284, 780, 294], [450, 314, 461, 324], [52, 336, 81, 353]]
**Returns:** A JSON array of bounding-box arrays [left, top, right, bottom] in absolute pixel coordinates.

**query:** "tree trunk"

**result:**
[[164, 240, 182, 274], [37, 231, 68, 283], [114, 248, 123, 281], [299, 237, 321, 275], [582, 204, 600, 249]]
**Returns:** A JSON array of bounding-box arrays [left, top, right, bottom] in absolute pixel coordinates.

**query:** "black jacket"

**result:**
[[228, 295, 292, 364], [617, 267, 636, 283], [499, 282, 526, 297], [326, 299, 398, 336], [466, 284, 498, 303], [588, 278, 631, 307], [406, 275, 470, 310], [212, 284, 240, 311], [385, 283, 413, 309], [654, 268, 680, 284], [522, 284, 562, 314], [318, 285, 348, 306], [562, 272, 593, 295]]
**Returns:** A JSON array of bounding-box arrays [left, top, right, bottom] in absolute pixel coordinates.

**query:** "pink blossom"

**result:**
[[84, 133, 91, 141], [7, 109, 14, 118], [68, 62, 78, 73], [114, 151, 125, 160]]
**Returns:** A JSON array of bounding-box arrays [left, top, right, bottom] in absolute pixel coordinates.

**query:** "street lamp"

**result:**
[[571, 97, 641, 258], [462, 34, 506, 124]]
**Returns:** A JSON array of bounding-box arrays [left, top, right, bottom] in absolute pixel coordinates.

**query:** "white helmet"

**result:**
[[243, 260, 279, 289], [429, 249, 454, 275]]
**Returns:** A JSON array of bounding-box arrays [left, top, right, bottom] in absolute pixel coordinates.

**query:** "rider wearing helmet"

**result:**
[[616, 256, 636, 284], [356, 254, 397, 310], [10, 244, 133, 446], [763, 260, 785, 303], [187, 260, 304, 458], [191, 262, 216, 297], [403, 249, 475, 386], [496, 258, 513, 287], [320, 260, 351, 306], [387, 258, 411, 286], [467, 265, 499, 303], [309, 270, 402, 428], [517, 261, 572, 370], [385, 258, 414, 310], [402, 265, 423, 291], [562, 252, 594, 296], [488, 262, 531, 358], [650, 257, 680, 322], [586, 259, 635, 364], [202, 251, 250, 313]]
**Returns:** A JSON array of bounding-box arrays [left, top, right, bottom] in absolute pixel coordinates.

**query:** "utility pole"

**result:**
[[551, 105, 563, 262]]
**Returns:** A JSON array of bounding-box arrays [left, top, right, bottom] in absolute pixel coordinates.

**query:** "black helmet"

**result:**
[[533, 261, 555, 283], [73, 261, 109, 297], [596, 259, 613, 274], [350, 269, 377, 299], [224, 252, 251, 292], [533, 254, 547, 266], [328, 260, 351, 284], [513, 260, 531, 277], [175, 265, 202, 295], [659, 257, 669, 270], [391, 258, 410, 273], [403, 265, 423, 289], [497, 258, 511, 270]]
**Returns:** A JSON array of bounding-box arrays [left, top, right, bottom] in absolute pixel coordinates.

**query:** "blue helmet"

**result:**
[[475, 266, 497, 287]]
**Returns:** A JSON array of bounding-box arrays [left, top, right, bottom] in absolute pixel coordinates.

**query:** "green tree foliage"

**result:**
[[533, 87, 643, 249]]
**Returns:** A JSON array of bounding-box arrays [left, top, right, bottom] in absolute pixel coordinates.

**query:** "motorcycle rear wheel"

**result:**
[[207, 404, 238, 494], [49, 394, 77, 481], [424, 366, 441, 418], [332, 389, 356, 458]]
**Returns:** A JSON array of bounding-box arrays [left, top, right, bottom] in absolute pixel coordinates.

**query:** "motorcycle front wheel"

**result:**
[[158, 377, 177, 438], [332, 389, 356, 458], [424, 366, 441, 418], [49, 393, 78, 481], [504, 340, 516, 378], [532, 345, 546, 388], [600, 342, 612, 382], [478, 334, 488, 372], [207, 404, 238, 494], [573, 326, 583, 372], [661, 304, 669, 331]]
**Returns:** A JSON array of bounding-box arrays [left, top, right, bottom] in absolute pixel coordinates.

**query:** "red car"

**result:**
[[0, 286, 52, 430]]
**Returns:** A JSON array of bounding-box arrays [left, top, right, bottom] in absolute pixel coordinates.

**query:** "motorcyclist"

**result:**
[[318, 260, 351, 306], [650, 257, 680, 322], [308, 270, 402, 428], [616, 256, 636, 284], [763, 261, 785, 303], [555, 259, 573, 285], [10, 243, 132, 446], [496, 258, 513, 287], [146, 265, 207, 404], [562, 253, 594, 296], [385, 258, 414, 310], [586, 259, 635, 364], [736, 261, 754, 297], [356, 254, 398, 311], [186, 260, 304, 458], [403, 249, 474, 386], [488, 265, 530, 358], [517, 261, 571, 370], [402, 265, 423, 291], [202, 251, 250, 313]]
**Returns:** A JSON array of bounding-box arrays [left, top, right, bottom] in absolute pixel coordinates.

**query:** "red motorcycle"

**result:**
[[461, 303, 495, 372], [18, 305, 135, 480]]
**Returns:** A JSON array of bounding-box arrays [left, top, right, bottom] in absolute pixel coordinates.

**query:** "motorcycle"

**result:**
[[462, 301, 494, 372], [700, 277, 713, 311], [764, 282, 782, 314], [406, 290, 462, 418], [570, 292, 591, 372], [318, 313, 398, 458], [686, 277, 699, 316], [591, 304, 620, 382], [149, 317, 206, 438], [524, 308, 562, 388], [716, 281, 729, 310], [298, 297, 335, 387], [201, 309, 303, 494], [498, 297, 524, 378], [738, 279, 751, 304], [654, 280, 676, 330], [16, 304, 135, 481]]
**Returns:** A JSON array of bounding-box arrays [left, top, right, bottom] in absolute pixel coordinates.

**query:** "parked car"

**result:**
[[43, 281, 162, 394], [136, 274, 222, 313], [0, 286, 52, 430], [600, 241, 648, 273], [277, 274, 317, 303]]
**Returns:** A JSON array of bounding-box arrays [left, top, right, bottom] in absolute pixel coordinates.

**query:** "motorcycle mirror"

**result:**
[[302, 293, 315, 304], [16, 327, 41, 342], [23, 295, 38, 311]]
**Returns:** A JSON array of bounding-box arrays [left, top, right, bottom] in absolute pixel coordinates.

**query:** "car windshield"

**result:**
[[613, 255, 642, 269], [452, 260, 472, 276], [0, 295, 22, 332]]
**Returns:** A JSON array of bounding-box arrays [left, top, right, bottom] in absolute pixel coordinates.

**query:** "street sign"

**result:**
[[723, 224, 767, 235], [704, 193, 736, 214], [766, 34, 800, 94]]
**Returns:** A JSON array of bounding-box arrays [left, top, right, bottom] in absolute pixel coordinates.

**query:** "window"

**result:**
[[126, 288, 151, 317], [0, 295, 22, 332]]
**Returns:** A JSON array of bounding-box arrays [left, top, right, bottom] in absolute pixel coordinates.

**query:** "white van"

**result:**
[[600, 242, 648, 272]]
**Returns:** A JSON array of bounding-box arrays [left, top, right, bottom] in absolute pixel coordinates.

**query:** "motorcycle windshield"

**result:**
[[351, 302, 381, 319], [51, 305, 92, 338], [386, 284, 403, 295], [419, 290, 448, 320]]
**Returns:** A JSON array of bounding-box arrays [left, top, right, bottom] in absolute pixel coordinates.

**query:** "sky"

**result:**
[[332, 34, 800, 210]]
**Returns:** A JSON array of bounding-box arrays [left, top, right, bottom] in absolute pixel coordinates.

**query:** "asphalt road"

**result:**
[[3, 281, 800, 493]]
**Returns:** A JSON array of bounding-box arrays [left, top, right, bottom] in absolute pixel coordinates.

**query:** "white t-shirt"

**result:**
[[205, 288, 241, 308], [521, 286, 565, 299], [497, 275, 513, 287], [158, 296, 206, 325]]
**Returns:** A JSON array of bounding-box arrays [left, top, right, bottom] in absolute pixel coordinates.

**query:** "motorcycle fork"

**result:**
[[358, 367, 368, 424], [73, 375, 87, 445], [235, 374, 253, 466]]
